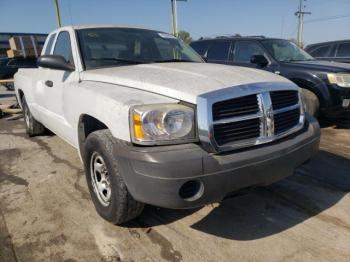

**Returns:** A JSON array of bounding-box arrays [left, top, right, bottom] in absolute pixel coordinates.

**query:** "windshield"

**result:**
[[261, 39, 314, 62], [77, 28, 203, 69]]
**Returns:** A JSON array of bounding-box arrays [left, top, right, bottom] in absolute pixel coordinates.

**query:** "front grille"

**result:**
[[212, 95, 259, 121], [208, 89, 303, 151], [271, 90, 299, 110], [274, 108, 300, 134], [213, 118, 261, 146]]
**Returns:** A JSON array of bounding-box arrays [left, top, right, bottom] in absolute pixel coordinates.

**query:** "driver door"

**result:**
[[231, 40, 270, 70]]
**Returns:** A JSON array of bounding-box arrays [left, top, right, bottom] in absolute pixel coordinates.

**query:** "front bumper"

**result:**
[[324, 84, 350, 118], [113, 115, 320, 209]]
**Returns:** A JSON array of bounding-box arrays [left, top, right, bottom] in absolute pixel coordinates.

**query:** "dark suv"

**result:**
[[190, 36, 350, 119], [305, 40, 350, 64], [0, 57, 37, 90]]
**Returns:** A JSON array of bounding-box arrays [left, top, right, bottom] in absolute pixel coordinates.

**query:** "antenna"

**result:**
[[54, 0, 62, 28]]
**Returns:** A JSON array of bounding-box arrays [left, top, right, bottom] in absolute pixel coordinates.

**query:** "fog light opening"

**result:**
[[179, 180, 204, 201]]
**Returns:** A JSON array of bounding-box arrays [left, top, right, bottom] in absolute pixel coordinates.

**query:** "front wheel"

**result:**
[[83, 130, 144, 225]]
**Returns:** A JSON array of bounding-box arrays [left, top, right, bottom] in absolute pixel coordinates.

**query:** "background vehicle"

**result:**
[[0, 57, 37, 90], [0, 32, 47, 58], [191, 36, 350, 119], [305, 40, 350, 64], [15, 26, 319, 224]]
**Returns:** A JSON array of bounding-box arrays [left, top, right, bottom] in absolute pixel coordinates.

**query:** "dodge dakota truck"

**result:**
[[14, 25, 320, 224]]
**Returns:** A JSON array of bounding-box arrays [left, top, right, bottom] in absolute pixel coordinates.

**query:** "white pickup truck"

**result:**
[[15, 25, 320, 224]]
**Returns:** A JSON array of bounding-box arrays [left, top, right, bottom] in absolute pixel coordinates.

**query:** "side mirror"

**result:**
[[37, 55, 75, 71], [250, 54, 269, 67]]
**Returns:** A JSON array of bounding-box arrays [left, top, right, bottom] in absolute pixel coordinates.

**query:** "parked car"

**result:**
[[0, 57, 37, 90], [305, 40, 350, 64], [15, 26, 320, 224], [190, 36, 350, 119]]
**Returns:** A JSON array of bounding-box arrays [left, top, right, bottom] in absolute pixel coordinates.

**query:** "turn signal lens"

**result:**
[[327, 73, 338, 84], [133, 113, 144, 140]]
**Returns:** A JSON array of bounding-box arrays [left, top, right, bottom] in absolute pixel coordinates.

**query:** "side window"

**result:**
[[190, 41, 210, 56], [154, 38, 175, 60], [309, 45, 331, 57], [234, 41, 264, 63], [44, 34, 56, 55], [336, 43, 350, 57], [53, 31, 74, 64], [206, 41, 231, 61]]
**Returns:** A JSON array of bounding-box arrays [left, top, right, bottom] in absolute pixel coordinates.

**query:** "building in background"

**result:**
[[0, 33, 47, 58]]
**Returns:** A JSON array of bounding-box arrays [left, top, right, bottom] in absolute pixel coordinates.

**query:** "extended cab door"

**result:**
[[35, 30, 79, 143]]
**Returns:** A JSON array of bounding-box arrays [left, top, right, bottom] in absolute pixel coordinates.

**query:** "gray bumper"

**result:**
[[113, 115, 320, 209]]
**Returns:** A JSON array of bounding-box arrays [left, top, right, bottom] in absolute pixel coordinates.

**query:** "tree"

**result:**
[[177, 31, 192, 44], [289, 38, 304, 48]]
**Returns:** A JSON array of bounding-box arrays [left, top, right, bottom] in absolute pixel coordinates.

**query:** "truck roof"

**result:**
[[57, 24, 162, 32], [193, 36, 286, 42]]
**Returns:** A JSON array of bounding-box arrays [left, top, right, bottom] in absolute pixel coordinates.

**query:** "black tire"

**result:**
[[22, 96, 45, 136], [83, 130, 144, 225], [301, 88, 320, 117]]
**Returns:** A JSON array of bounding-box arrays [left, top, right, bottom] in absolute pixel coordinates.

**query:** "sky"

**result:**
[[0, 0, 349, 45]]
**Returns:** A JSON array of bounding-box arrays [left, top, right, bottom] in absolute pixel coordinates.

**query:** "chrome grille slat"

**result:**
[[213, 112, 263, 125], [273, 104, 300, 114]]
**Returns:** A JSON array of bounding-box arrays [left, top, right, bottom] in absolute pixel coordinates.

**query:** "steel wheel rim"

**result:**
[[90, 152, 111, 207]]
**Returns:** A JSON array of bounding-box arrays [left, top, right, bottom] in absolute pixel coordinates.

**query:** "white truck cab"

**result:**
[[15, 25, 320, 224]]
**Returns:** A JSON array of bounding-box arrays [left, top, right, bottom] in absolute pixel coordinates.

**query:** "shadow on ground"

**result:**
[[319, 114, 350, 129], [128, 150, 350, 240]]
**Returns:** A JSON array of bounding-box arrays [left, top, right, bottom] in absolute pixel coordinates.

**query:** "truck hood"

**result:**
[[80, 62, 291, 104]]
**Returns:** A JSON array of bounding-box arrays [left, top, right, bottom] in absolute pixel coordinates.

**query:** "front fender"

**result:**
[[64, 81, 179, 147], [286, 72, 330, 108]]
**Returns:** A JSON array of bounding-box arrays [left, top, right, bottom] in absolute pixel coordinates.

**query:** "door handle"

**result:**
[[45, 80, 53, 87]]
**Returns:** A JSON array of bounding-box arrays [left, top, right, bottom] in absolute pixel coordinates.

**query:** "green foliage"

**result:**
[[177, 31, 192, 44]]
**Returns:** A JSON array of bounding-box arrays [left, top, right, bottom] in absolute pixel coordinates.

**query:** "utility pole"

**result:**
[[54, 0, 62, 28], [171, 0, 178, 36], [295, 0, 311, 48], [170, 0, 187, 36]]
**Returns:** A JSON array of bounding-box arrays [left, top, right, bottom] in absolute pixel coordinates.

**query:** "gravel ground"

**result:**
[[0, 86, 350, 262]]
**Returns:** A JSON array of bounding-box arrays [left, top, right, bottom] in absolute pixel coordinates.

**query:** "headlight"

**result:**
[[327, 73, 350, 88], [130, 104, 197, 145]]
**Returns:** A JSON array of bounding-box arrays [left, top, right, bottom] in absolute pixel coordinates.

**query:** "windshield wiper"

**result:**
[[89, 58, 147, 64], [152, 59, 194, 63], [283, 58, 315, 62]]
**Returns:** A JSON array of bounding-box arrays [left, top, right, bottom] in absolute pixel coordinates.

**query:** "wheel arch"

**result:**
[[289, 77, 328, 108], [77, 114, 109, 157], [17, 89, 25, 107]]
